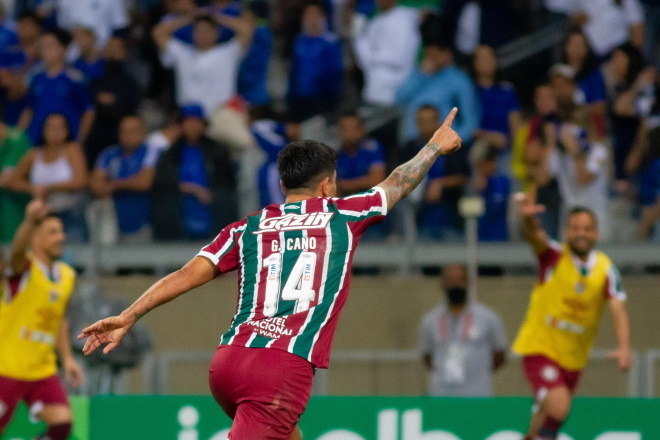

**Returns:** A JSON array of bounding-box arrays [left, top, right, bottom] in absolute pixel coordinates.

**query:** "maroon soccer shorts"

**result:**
[[0, 375, 69, 431], [523, 355, 582, 401], [209, 345, 315, 440]]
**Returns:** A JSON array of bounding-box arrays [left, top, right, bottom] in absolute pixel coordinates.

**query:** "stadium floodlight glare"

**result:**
[[459, 196, 485, 219]]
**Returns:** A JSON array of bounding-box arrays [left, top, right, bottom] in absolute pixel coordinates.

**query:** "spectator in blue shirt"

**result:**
[[19, 29, 95, 145], [470, 45, 521, 154], [152, 104, 238, 240], [336, 113, 386, 196], [72, 26, 104, 81], [473, 146, 510, 242], [561, 30, 608, 138], [336, 112, 388, 239], [15, 12, 42, 71], [250, 114, 301, 207], [634, 127, 660, 240], [287, 1, 343, 121], [0, 15, 19, 54], [238, 1, 272, 106], [396, 40, 480, 143], [0, 12, 41, 127], [0, 56, 28, 127], [90, 115, 159, 242]]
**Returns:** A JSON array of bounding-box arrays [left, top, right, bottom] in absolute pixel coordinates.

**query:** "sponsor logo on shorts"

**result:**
[[541, 365, 559, 382], [254, 212, 334, 234]]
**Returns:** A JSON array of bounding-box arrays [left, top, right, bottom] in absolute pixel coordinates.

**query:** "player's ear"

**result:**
[[280, 180, 286, 196], [321, 172, 337, 197]]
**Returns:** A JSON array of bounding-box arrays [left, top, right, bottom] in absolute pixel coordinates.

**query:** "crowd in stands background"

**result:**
[[0, 0, 658, 247]]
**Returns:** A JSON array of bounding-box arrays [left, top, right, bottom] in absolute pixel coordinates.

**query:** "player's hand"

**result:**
[[514, 189, 546, 218], [607, 347, 632, 372], [63, 357, 85, 388], [77, 315, 134, 355], [25, 198, 50, 223], [429, 107, 462, 155]]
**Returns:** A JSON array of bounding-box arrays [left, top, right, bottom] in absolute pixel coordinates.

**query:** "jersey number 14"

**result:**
[[263, 252, 317, 317]]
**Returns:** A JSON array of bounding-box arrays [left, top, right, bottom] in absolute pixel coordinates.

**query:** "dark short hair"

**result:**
[[42, 28, 72, 47], [35, 213, 62, 228], [18, 11, 43, 27], [416, 104, 439, 115], [193, 15, 218, 28], [339, 111, 362, 123], [278, 140, 337, 190], [39, 113, 73, 146], [567, 206, 598, 226]]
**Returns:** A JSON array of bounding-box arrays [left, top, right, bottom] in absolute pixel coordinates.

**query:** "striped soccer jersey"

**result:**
[[198, 187, 388, 368]]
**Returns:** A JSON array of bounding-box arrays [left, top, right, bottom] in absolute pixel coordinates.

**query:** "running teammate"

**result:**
[[0, 200, 84, 440], [513, 191, 631, 440], [78, 108, 462, 440]]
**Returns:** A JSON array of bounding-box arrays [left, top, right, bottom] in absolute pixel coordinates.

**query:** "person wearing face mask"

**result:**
[[419, 263, 507, 397]]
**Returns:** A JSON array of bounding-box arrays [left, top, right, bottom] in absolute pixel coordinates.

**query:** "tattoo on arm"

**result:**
[[379, 142, 441, 208]]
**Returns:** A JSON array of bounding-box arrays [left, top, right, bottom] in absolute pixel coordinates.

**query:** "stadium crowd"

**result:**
[[0, 0, 658, 246]]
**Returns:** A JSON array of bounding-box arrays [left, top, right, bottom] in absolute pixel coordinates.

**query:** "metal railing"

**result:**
[[128, 348, 657, 397]]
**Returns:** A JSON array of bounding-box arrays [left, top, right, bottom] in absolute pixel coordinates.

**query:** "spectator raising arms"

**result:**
[[18, 29, 95, 146], [152, 11, 254, 117], [9, 114, 88, 242], [91, 116, 160, 243]]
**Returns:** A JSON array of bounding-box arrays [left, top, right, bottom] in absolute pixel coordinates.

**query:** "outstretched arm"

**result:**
[[78, 256, 217, 355], [9, 199, 49, 274], [514, 190, 550, 255], [377, 107, 462, 210], [608, 297, 631, 371]]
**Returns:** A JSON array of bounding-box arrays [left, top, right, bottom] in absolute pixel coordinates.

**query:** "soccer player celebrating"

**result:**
[[513, 191, 631, 440], [78, 108, 462, 439], [0, 200, 84, 440]]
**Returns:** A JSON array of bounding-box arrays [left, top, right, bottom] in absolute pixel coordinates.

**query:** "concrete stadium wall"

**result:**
[[94, 274, 660, 396]]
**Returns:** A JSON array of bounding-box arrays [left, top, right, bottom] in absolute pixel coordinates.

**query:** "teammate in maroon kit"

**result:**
[[79, 108, 462, 439]]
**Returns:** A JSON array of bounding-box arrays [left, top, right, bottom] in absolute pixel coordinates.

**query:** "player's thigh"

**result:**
[[287, 426, 302, 440], [0, 376, 24, 432], [25, 376, 71, 425], [37, 404, 72, 426]]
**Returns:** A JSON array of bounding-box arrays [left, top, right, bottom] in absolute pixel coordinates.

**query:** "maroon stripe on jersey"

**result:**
[[7, 262, 31, 300]]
